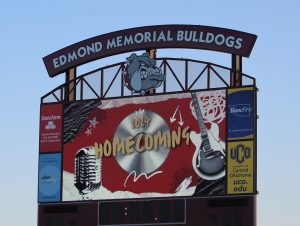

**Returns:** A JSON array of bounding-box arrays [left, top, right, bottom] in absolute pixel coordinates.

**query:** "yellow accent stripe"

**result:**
[[228, 134, 254, 140], [228, 87, 254, 94]]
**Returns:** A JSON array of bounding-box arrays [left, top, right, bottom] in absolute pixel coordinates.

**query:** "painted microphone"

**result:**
[[74, 146, 101, 196]]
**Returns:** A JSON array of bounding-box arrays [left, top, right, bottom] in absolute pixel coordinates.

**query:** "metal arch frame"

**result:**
[[41, 57, 255, 103]]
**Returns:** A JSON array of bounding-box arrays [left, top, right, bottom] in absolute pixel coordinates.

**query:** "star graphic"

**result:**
[[85, 128, 92, 136], [89, 117, 99, 129]]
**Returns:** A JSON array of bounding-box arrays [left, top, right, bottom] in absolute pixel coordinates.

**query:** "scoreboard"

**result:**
[[38, 25, 257, 226]]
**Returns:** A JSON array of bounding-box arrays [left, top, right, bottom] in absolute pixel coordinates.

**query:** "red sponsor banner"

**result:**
[[40, 104, 63, 152], [63, 90, 227, 201]]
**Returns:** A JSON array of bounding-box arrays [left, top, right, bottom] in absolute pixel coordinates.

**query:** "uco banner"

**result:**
[[227, 140, 254, 194]]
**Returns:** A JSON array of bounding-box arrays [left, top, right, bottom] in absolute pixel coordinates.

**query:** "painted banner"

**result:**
[[62, 90, 227, 201], [38, 153, 62, 202], [39, 104, 63, 152], [227, 87, 255, 140], [227, 140, 254, 194]]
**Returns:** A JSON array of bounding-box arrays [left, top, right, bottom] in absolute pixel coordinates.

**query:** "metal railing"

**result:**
[[41, 57, 255, 103]]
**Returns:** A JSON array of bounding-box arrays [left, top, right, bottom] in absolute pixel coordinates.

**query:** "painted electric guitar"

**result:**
[[190, 92, 226, 178]]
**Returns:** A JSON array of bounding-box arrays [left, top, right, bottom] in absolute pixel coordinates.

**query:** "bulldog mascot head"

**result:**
[[123, 53, 165, 95]]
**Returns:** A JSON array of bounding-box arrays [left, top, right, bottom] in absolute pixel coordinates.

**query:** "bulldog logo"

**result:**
[[123, 53, 165, 95]]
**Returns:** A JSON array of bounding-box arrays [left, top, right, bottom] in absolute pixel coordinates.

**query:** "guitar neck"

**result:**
[[191, 92, 207, 136]]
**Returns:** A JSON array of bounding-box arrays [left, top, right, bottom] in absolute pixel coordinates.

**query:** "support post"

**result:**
[[66, 67, 76, 101], [146, 48, 157, 95], [231, 54, 242, 87]]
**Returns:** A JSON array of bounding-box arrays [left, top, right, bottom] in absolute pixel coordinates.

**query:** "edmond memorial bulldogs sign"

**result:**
[[43, 25, 257, 77], [39, 25, 258, 226]]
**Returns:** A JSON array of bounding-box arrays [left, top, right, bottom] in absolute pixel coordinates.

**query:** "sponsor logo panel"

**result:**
[[227, 140, 254, 194], [38, 153, 62, 202], [227, 87, 255, 140], [40, 104, 63, 152]]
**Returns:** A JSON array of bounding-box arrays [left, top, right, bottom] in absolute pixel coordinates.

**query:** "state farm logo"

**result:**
[[45, 121, 56, 130], [228, 104, 252, 117], [41, 115, 60, 130], [41, 115, 61, 121], [230, 144, 251, 164]]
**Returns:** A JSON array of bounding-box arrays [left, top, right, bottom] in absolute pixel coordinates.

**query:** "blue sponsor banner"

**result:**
[[38, 153, 61, 202], [227, 87, 255, 140]]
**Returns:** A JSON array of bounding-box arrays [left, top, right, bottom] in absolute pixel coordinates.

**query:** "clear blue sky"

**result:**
[[1, 1, 299, 225]]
